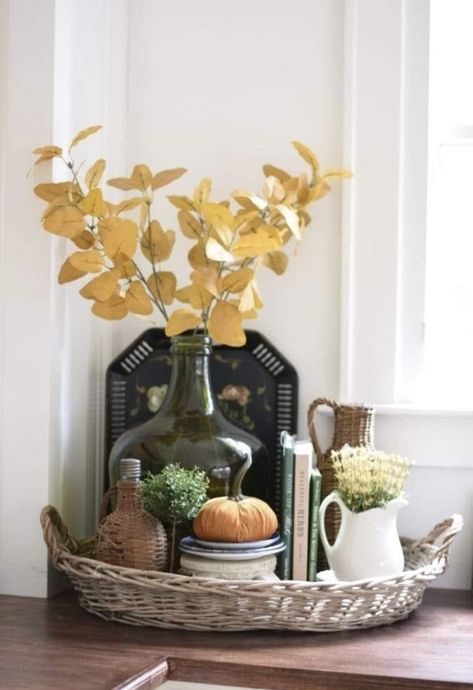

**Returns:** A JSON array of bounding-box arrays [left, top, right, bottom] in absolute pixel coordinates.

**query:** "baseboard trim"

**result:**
[[0, 565, 48, 597]]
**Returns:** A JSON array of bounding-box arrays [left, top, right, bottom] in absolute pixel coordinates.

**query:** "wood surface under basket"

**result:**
[[41, 507, 462, 633]]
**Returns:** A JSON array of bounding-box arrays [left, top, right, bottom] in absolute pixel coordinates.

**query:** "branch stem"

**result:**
[[145, 197, 169, 320]]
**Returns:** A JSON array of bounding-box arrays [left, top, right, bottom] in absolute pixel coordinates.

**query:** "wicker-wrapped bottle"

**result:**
[[96, 458, 167, 570], [307, 398, 375, 570]]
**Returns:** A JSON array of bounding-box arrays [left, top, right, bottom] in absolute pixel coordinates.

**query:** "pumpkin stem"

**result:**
[[230, 453, 252, 500]]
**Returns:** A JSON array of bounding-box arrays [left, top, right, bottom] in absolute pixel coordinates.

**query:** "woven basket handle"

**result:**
[[99, 485, 117, 521], [307, 397, 337, 461], [40, 505, 79, 565], [405, 514, 464, 565]]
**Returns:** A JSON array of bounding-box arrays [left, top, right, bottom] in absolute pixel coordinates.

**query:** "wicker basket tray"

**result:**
[[41, 506, 462, 633]]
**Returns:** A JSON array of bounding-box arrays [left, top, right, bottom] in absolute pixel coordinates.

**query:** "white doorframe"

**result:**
[[0, 0, 130, 597]]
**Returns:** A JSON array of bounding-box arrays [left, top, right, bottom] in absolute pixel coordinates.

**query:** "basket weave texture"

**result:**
[[307, 397, 376, 569], [95, 483, 168, 571], [41, 506, 462, 633]]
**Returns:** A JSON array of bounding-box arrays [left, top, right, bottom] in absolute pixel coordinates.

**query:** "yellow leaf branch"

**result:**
[[33, 125, 352, 343]]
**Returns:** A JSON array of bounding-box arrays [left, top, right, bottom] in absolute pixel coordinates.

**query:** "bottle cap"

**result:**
[[119, 458, 141, 481]]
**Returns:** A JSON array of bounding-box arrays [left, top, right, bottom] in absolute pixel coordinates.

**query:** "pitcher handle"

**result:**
[[307, 397, 337, 461], [319, 491, 346, 559]]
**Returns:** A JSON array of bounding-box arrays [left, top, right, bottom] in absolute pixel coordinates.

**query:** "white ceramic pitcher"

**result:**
[[319, 491, 407, 581]]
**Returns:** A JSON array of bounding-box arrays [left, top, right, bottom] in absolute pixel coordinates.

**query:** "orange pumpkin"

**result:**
[[193, 455, 278, 543]]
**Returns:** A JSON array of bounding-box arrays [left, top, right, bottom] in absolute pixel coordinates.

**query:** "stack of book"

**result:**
[[278, 432, 321, 580]]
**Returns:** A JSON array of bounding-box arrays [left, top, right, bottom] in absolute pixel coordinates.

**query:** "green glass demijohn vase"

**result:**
[[109, 334, 271, 502]]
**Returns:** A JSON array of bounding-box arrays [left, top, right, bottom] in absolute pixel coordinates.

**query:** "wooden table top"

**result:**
[[1, 588, 472, 690]]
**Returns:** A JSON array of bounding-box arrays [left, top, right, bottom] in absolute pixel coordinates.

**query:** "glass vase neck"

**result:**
[[159, 335, 217, 416], [170, 334, 213, 357]]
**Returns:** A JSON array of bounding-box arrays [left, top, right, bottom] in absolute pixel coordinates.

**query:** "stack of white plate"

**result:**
[[179, 534, 285, 560], [178, 535, 285, 580]]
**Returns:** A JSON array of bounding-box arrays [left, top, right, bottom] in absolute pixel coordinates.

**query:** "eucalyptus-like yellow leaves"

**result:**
[[33, 146, 62, 164], [324, 168, 354, 180], [80, 270, 120, 302], [99, 217, 137, 259], [275, 204, 300, 240], [107, 176, 137, 191], [114, 253, 136, 279], [205, 237, 234, 263], [235, 212, 262, 235], [176, 284, 213, 310], [297, 173, 310, 205], [219, 268, 253, 293], [69, 125, 102, 150], [109, 197, 146, 216], [34, 127, 351, 335], [208, 301, 246, 347], [69, 250, 104, 273], [108, 165, 150, 191], [126, 281, 153, 315], [263, 176, 285, 204], [178, 210, 202, 239], [232, 228, 282, 258], [78, 189, 107, 218], [233, 189, 268, 211], [72, 230, 95, 250], [151, 168, 187, 190], [141, 222, 175, 262], [108, 164, 186, 193], [263, 250, 288, 275], [34, 182, 80, 202], [188, 241, 216, 270], [92, 295, 128, 320], [311, 179, 331, 201], [148, 272, 177, 305], [58, 257, 86, 284], [43, 205, 85, 238], [85, 159, 106, 190], [262, 164, 290, 183], [165, 309, 201, 336], [201, 202, 234, 232], [167, 195, 196, 212], [292, 140, 320, 172], [193, 178, 211, 208], [34, 125, 102, 165], [132, 165, 153, 190], [191, 267, 219, 297]]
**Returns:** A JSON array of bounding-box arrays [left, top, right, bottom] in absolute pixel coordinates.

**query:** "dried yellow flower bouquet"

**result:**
[[33, 125, 351, 346], [331, 446, 412, 513]]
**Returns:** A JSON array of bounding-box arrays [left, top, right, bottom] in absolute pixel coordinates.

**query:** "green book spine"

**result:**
[[307, 468, 322, 581], [278, 431, 295, 579]]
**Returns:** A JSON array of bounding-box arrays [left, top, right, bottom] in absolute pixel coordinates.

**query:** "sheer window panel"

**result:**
[[422, 145, 473, 407], [419, 0, 473, 409]]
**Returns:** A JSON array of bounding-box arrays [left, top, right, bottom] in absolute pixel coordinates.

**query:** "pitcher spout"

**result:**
[[385, 496, 408, 515]]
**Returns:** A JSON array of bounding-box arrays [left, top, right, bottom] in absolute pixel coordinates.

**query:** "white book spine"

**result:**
[[292, 446, 312, 580]]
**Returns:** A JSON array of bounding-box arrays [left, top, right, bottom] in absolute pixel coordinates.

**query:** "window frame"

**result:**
[[340, 0, 431, 407]]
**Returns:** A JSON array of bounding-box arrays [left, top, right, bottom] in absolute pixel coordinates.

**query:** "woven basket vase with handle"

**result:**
[[307, 398, 375, 570]]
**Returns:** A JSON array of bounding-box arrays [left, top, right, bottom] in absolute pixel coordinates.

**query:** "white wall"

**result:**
[[113, 0, 345, 421], [0, 0, 57, 597], [0, 0, 471, 596]]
